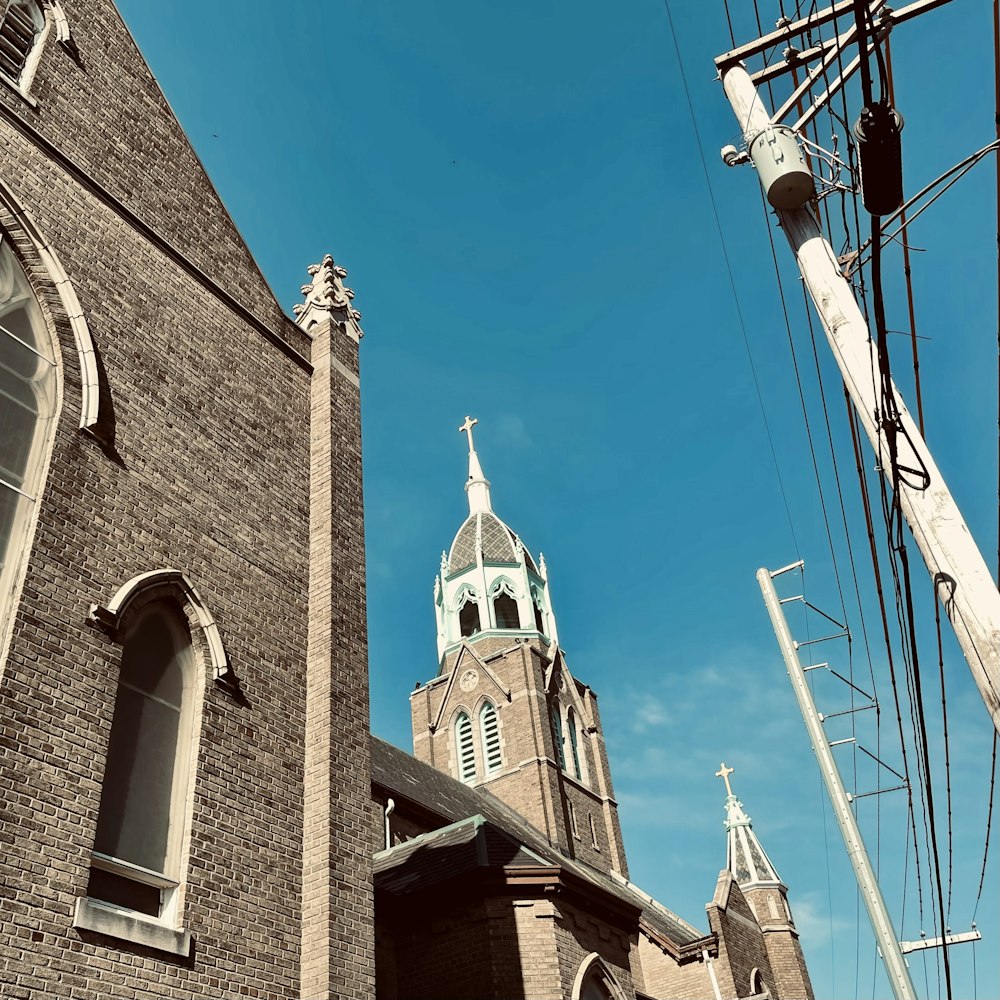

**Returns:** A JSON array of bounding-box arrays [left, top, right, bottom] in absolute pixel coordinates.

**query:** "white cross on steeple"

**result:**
[[459, 415, 479, 453], [458, 416, 492, 513], [716, 762, 735, 798]]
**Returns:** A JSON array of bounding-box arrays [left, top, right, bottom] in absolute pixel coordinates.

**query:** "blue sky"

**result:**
[[117, 2, 997, 997]]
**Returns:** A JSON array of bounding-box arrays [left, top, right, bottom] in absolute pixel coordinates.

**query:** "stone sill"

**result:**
[[73, 897, 192, 956]]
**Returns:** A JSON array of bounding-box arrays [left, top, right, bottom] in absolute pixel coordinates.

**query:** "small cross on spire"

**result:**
[[459, 415, 478, 453], [716, 762, 735, 798]]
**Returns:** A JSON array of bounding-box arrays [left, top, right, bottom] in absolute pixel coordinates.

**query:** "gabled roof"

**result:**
[[372, 736, 708, 948]]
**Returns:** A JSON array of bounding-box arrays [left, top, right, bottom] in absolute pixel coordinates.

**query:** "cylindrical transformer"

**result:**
[[748, 125, 815, 210], [853, 102, 904, 216]]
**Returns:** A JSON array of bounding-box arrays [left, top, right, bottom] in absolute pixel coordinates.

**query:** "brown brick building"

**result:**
[[0, 3, 812, 998], [0, 2, 369, 998]]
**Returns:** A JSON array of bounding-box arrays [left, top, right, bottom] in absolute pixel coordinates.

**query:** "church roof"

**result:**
[[448, 511, 538, 573], [371, 736, 707, 947], [374, 815, 547, 894]]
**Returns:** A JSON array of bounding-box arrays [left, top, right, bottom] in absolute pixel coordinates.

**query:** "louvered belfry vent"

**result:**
[[0, 1, 41, 83], [456, 712, 476, 783], [480, 703, 501, 774]]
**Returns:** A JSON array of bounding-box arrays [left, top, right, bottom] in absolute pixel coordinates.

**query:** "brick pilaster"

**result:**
[[301, 312, 374, 999]]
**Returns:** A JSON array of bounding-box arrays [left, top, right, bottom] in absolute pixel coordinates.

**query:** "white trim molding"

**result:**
[[89, 568, 232, 684]]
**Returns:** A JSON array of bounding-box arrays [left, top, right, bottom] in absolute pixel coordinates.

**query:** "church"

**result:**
[[0, 2, 812, 997], [369, 421, 813, 1000]]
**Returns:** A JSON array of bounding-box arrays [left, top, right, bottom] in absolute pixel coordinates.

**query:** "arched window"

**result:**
[[455, 711, 476, 783], [479, 701, 502, 774], [767, 893, 780, 919], [567, 707, 583, 780], [88, 603, 196, 920], [574, 955, 626, 1000], [457, 588, 481, 638], [0, 1, 44, 84], [491, 579, 520, 629], [550, 703, 565, 770], [0, 235, 57, 639]]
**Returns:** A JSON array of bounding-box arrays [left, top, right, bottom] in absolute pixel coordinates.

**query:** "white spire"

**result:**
[[716, 763, 782, 887], [459, 415, 492, 513]]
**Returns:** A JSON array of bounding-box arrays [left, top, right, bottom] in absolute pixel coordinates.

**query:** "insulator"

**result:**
[[853, 101, 905, 216]]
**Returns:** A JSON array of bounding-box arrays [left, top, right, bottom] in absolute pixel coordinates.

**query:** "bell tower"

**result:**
[[717, 764, 814, 999], [410, 419, 627, 876]]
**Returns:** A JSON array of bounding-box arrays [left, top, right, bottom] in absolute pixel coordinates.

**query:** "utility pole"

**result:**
[[757, 564, 918, 1000], [719, 52, 1000, 737]]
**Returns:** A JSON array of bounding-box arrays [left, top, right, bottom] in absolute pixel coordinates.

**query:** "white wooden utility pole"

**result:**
[[722, 64, 1000, 737], [757, 564, 918, 1000]]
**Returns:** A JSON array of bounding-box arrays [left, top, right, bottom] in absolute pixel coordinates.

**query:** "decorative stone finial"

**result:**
[[293, 253, 364, 337]]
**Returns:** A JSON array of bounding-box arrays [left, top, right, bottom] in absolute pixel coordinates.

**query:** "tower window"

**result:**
[[0, 236, 57, 648], [89, 603, 195, 920], [0, 1, 44, 84], [480, 702, 501, 774], [459, 600, 481, 637], [550, 704, 565, 770], [567, 707, 582, 781], [493, 590, 520, 629], [455, 711, 476, 783], [457, 589, 481, 637]]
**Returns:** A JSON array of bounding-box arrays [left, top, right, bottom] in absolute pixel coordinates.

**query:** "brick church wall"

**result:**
[[0, 3, 371, 998]]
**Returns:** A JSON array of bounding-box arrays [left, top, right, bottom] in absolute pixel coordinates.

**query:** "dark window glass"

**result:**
[[493, 591, 520, 629], [93, 608, 191, 878], [86, 868, 160, 917], [459, 599, 480, 637]]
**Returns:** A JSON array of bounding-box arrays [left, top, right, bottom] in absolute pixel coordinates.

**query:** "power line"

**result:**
[[664, 0, 802, 556]]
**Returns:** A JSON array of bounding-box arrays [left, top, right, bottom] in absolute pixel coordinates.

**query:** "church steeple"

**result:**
[[716, 762, 782, 887], [431, 418, 558, 660], [459, 415, 492, 514], [412, 420, 628, 876], [715, 763, 815, 999]]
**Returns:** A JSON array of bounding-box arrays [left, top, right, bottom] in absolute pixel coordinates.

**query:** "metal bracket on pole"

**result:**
[[757, 565, 917, 1000], [899, 928, 982, 955]]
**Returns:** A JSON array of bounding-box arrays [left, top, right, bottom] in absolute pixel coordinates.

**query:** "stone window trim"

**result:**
[[88, 568, 233, 687], [0, 1, 72, 104], [571, 953, 628, 1000], [0, 180, 102, 435]]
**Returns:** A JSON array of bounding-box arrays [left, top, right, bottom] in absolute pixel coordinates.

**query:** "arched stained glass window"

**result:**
[[0, 235, 57, 634], [88, 604, 195, 918], [455, 711, 476, 783], [480, 701, 501, 774], [567, 707, 582, 781], [0, 1, 44, 84]]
